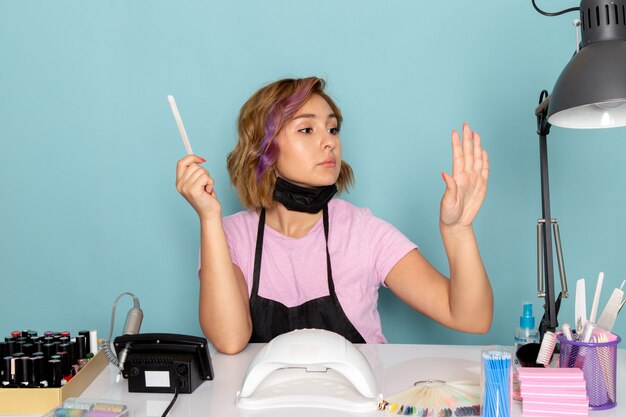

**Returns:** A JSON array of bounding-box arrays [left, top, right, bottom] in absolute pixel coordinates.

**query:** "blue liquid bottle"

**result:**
[[514, 302, 539, 364]]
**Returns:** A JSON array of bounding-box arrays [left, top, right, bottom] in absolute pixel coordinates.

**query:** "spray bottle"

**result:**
[[514, 302, 539, 362]]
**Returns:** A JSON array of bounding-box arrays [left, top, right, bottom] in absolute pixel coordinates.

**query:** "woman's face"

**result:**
[[274, 94, 342, 188]]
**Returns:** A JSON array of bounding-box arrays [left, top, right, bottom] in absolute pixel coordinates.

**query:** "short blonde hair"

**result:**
[[227, 77, 354, 209]]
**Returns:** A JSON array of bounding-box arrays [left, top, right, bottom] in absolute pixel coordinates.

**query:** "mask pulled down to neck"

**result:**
[[272, 177, 337, 213]]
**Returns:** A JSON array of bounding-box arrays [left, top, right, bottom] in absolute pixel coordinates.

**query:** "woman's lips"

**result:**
[[319, 158, 336, 167]]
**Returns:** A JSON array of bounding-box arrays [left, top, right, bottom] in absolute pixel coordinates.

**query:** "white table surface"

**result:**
[[10, 344, 626, 417]]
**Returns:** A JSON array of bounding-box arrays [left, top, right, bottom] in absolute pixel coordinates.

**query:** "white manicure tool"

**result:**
[[597, 282, 624, 332], [575, 279, 587, 334], [167, 95, 194, 155], [581, 321, 595, 343], [561, 322, 573, 341], [589, 272, 604, 324]]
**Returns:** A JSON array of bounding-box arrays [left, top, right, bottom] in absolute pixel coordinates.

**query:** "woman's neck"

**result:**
[[263, 202, 323, 238]]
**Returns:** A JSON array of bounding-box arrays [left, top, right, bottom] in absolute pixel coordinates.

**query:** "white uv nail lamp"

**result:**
[[235, 329, 382, 412]]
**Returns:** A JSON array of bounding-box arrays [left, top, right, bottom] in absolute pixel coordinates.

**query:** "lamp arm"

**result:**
[[537, 221, 545, 297], [552, 221, 569, 298], [535, 91, 561, 340]]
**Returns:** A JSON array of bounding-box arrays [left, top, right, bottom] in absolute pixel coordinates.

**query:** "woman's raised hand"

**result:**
[[440, 123, 489, 228], [176, 155, 222, 219]]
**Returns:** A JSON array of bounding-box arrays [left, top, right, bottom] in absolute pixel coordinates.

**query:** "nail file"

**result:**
[[575, 279, 587, 334], [167, 95, 194, 155], [596, 287, 624, 332], [589, 272, 604, 323]]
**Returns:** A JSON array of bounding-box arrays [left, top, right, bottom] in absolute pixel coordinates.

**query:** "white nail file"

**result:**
[[575, 279, 587, 334], [589, 272, 604, 323], [167, 95, 194, 155], [597, 287, 624, 332]]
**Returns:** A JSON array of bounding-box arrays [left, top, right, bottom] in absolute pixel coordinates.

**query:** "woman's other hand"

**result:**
[[440, 123, 489, 229], [176, 155, 221, 219]]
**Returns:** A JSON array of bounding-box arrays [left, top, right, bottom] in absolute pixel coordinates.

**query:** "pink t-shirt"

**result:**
[[220, 198, 417, 343]]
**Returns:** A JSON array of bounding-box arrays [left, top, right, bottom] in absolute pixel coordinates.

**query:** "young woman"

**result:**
[[176, 77, 493, 354]]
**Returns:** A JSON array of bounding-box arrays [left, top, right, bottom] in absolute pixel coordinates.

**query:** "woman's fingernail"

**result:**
[[199, 157, 206, 163], [441, 172, 446, 182]]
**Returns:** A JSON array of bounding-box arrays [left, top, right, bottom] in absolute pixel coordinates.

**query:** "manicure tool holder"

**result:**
[[558, 334, 621, 410]]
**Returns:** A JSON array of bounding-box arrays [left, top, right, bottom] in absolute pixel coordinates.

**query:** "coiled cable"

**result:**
[[101, 292, 143, 375]]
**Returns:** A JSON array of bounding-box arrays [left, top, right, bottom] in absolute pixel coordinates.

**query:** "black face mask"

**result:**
[[273, 177, 337, 213]]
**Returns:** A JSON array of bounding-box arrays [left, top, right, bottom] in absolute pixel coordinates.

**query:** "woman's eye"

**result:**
[[298, 127, 313, 134], [329, 127, 340, 135]]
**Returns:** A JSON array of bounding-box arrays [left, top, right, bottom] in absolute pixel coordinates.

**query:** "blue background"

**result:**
[[1, 1, 625, 346]]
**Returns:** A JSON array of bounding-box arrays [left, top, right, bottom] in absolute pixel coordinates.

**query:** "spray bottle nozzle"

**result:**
[[520, 302, 535, 329]]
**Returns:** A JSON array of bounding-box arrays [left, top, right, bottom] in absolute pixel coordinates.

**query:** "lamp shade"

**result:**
[[547, 0, 626, 129], [547, 40, 626, 128]]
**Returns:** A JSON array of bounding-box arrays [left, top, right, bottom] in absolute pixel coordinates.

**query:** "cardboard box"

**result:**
[[0, 351, 108, 415]]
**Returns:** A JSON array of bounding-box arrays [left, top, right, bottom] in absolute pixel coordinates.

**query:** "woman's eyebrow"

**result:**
[[292, 113, 337, 120]]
